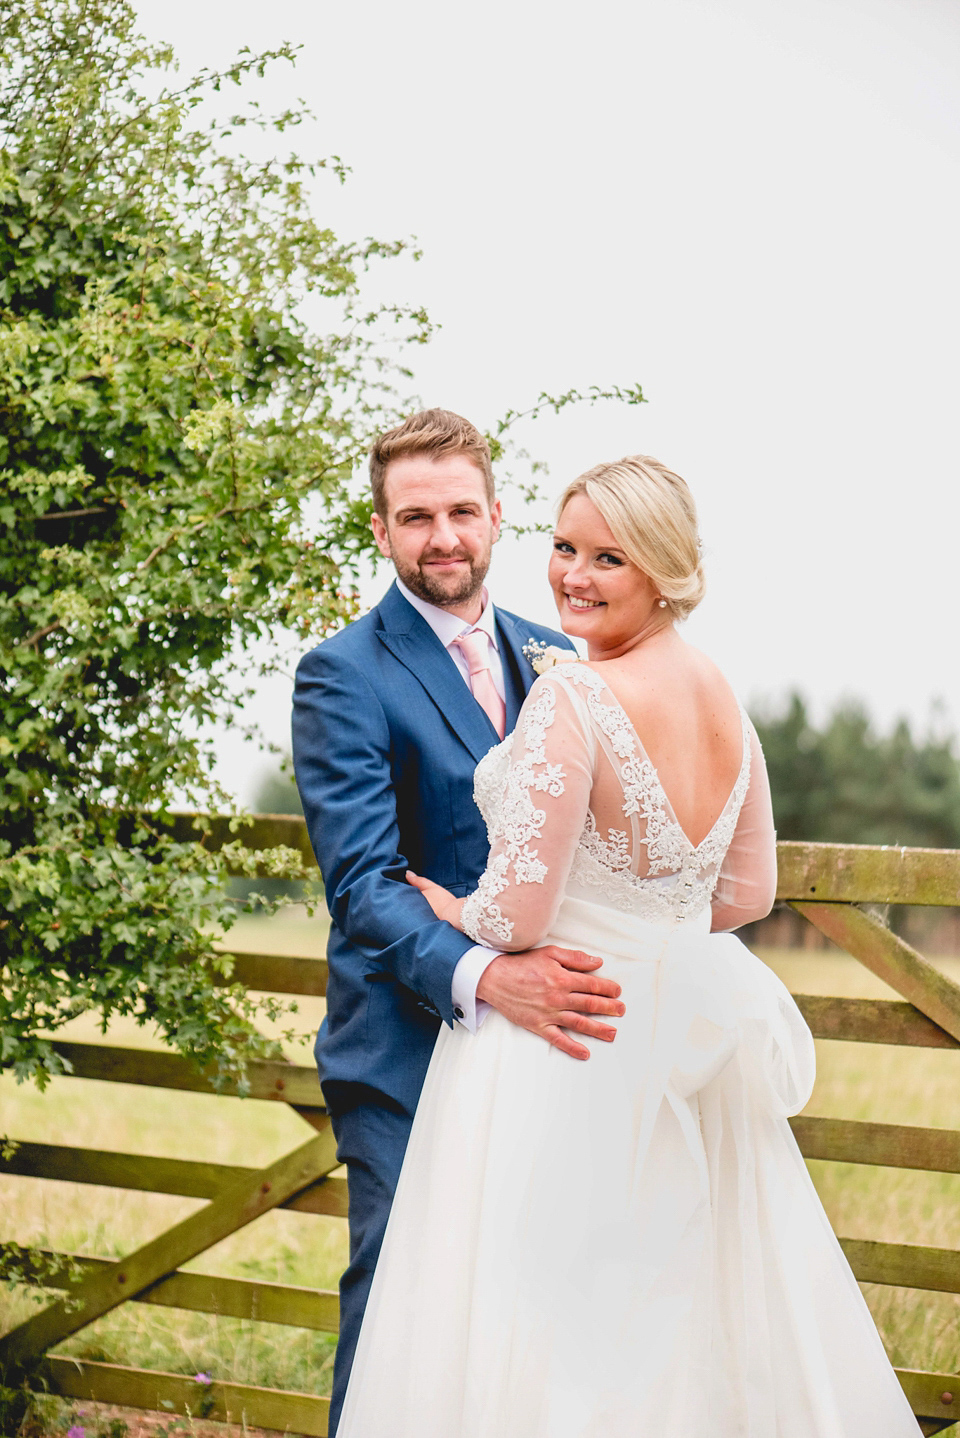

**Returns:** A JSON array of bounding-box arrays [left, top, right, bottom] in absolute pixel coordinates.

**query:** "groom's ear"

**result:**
[[490, 498, 502, 543], [371, 510, 393, 559]]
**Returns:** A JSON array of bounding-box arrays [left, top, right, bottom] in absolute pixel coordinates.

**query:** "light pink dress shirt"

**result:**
[[395, 579, 501, 1032]]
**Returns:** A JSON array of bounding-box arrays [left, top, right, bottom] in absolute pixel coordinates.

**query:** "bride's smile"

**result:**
[[548, 491, 672, 659]]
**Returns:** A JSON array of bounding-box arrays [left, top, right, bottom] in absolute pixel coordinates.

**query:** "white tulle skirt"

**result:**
[[337, 897, 919, 1437]]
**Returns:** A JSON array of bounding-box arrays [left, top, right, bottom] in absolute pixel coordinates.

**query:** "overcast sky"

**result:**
[[133, 0, 960, 801]]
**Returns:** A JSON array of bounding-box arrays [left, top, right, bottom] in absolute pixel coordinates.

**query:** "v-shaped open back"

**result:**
[[574, 666, 750, 854], [463, 661, 772, 946]]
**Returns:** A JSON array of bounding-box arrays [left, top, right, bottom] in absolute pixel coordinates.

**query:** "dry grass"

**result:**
[[764, 947, 960, 1379], [0, 913, 343, 1402], [2, 917, 960, 1419]]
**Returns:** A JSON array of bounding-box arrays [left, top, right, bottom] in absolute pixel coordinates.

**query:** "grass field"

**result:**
[[2, 913, 960, 1414]]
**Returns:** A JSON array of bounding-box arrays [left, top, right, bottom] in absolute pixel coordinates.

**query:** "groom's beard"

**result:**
[[392, 542, 492, 610]]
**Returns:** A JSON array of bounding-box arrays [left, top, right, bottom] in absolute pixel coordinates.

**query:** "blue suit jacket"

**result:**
[[292, 581, 573, 1116]]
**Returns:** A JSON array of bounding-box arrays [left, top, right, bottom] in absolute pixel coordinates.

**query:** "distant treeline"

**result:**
[[753, 694, 960, 849], [249, 694, 960, 851], [253, 766, 304, 818]]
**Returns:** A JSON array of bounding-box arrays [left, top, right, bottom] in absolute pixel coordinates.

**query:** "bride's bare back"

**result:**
[[527, 482, 775, 936], [589, 630, 744, 849]]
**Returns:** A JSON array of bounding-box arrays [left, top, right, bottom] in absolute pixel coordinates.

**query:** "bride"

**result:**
[[336, 455, 919, 1436]]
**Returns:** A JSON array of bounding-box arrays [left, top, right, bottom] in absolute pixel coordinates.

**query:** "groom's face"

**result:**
[[372, 455, 502, 611]]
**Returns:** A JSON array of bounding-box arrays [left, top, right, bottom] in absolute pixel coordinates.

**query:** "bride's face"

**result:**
[[549, 493, 665, 656]]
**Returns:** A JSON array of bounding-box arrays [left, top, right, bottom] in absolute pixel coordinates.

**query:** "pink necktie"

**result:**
[[453, 629, 506, 740]]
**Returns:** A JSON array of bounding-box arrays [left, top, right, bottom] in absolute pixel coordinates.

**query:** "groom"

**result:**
[[292, 408, 624, 1431]]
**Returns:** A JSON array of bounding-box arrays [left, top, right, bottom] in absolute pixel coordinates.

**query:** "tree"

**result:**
[[0, 0, 648, 1332], [0, 0, 433, 1094], [0, 0, 645, 1100], [753, 694, 960, 848]]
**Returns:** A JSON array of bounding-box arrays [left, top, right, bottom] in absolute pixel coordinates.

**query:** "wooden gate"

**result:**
[[1, 823, 959, 1435]]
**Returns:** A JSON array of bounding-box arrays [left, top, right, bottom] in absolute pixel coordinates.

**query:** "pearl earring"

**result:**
[[657, 598, 667, 609]]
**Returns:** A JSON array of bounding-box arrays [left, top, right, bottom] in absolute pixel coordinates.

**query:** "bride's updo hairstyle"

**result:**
[[558, 454, 705, 620]]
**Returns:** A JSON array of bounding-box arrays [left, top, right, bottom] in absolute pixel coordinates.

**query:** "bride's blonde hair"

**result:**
[[558, 454, 705, 620]]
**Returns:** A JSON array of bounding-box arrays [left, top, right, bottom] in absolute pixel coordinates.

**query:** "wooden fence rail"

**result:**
[[1, 826, 960, 1435]]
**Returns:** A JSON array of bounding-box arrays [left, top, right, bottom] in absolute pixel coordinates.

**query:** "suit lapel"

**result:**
[[375, 584, 499, 763]]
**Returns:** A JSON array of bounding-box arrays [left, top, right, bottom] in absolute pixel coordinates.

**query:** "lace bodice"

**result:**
[[461, 665, 777, 948]]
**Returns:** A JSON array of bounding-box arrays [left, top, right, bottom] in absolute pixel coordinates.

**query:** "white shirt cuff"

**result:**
[[451, 944, 500, 1033]]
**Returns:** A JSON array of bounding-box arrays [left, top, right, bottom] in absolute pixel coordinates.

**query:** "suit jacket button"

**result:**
[[454, 1006, 464, 1020]]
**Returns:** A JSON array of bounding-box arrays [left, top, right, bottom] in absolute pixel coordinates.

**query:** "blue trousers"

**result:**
[[327, 1095, 414, 1436]]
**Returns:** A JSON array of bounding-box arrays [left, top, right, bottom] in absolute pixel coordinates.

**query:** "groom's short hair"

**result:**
[[370, 409, 495, 518]]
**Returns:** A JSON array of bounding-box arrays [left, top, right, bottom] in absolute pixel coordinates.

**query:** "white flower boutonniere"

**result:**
[[522, 640, 581, 676]]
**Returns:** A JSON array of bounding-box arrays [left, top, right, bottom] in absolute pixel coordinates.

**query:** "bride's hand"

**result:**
[[406, 871, 465, 929]]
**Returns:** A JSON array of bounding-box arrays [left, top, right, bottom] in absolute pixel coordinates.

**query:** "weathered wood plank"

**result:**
[[0, 1142, 238, 1198], [292, 1105, 332, 1134], [895, 1370, 960, 1425], [286, 1180, 348, 1217], [139, 1269, 339, 1331], [16, 1249, 339, 1331], [166, 821, 960, 902], [791, 903, 960, 1044], [33, 1353, 955, 1433], [38, 1356, 329, 1436], [791, 1116, 960, 1173], [0, 1126, 338, 1381], [0, 1141, 348, 1217], [794, 994, 960, 1049], [48, 1042, 324, 1106], [777, 841, 960, 906], [214, 951, 328, 996], [840, 1237, 960, 1294]]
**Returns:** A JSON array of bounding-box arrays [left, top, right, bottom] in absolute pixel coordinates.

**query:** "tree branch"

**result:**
[[20, 620, 62, 648], [33, 508, 110, 522]]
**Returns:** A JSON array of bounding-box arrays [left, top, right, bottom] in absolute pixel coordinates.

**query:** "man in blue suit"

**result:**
[[292, 409, 624, 1431]]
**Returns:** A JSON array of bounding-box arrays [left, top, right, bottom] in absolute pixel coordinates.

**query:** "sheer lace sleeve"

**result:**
[[461, 671, 594, 952], [710, 721, 777, 932]]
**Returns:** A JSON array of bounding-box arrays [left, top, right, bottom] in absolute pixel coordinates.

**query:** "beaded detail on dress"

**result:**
[[462, 664, 751, 941]]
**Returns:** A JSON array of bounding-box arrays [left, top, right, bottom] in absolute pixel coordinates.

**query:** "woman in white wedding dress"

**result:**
[[337, 455, 919, 1437]]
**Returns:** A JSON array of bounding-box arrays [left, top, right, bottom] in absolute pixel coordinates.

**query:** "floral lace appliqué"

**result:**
[[466, 664, 752, 936], [462, 680, 566, 945], [560, 667, 751, 920]]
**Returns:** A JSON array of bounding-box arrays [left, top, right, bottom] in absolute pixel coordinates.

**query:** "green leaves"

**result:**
[[754, 694, 960, 849], [0, 1, 644, 1099], [0, 0, 422, 1088]]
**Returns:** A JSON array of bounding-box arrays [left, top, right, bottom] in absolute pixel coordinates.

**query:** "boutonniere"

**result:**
[[522, 640, 581, 676]]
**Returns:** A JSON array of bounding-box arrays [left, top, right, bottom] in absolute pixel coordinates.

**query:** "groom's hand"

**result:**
[[476, 947, 624, 1061]]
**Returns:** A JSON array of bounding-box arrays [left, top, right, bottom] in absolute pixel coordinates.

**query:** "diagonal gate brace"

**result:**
[[790, 902, 960, 1046], [0, 1123, 339, 1385]]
